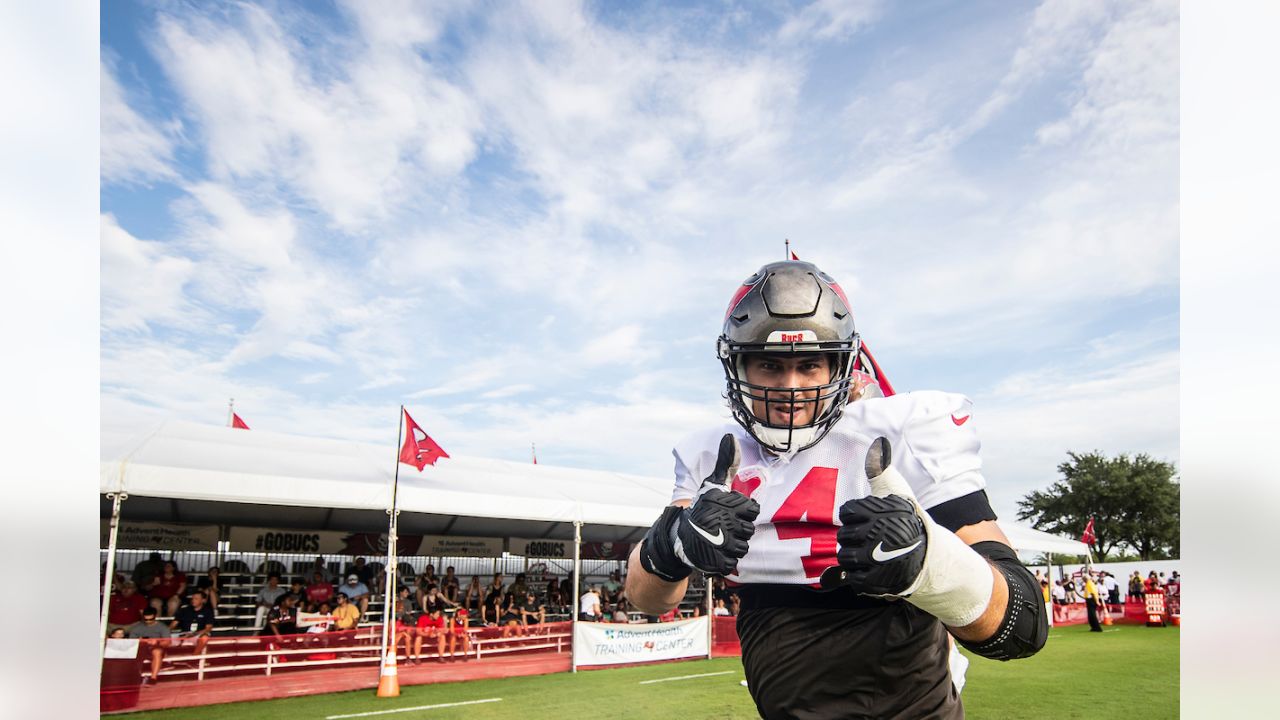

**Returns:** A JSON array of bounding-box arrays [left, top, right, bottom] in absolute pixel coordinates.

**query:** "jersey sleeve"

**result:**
[[899, 391, 987, 511], [669, 424, 736, 504]]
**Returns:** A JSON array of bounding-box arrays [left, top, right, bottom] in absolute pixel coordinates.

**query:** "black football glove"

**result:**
[[822, 436, 927, 595], [640, 434, 760, 581]]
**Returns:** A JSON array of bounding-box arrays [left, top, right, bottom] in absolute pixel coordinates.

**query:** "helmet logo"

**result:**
[[765, 330, 817, 343]]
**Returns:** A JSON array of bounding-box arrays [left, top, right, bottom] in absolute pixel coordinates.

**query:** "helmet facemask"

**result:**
[[720, 341, 858, 456]]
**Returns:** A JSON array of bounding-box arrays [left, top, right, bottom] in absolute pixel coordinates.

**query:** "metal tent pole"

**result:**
[[98, 491, 127, 680]]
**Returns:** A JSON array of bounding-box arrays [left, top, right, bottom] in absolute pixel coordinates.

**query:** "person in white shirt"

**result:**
[[579, 586, 602, 621]]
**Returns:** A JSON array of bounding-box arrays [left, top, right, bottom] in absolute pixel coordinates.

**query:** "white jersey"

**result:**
[[671, 391, 986, 587]]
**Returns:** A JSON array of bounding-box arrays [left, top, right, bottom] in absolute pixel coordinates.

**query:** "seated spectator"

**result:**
[[448, 607, 472, 660], [332, 592, 360, 631], [147, 561, 187, 617], [461, 575, 483, 613], [108, 627, 126, 639], [420, 563, 439, 588], [509, 573, 529, 601], [601, 570, 623, 604], [345, 557, 375, 594], [288, 579, 307, 608], [499, 592, 522, 638], [107, 581, 149, 635], [486, 572, 505, 602], [306, 571, 334, 610], [441, 566, 459, 594], [131, 552, 164, 592], [413, 607, 447, 663], [396, 585, 418, 616], [481, 585, 504, 627], [545, 578, 563, 611], [518, 590, 545, 629], [169, 590, 215, 657], [254, 574, 288, 629], [261, 593, 300, 640], [195, 566, 224, 612], [422, 584, 456, 616], [393, 600, 415, 660], [338, 574, 371, 616], [713, 598, 731, 617], [611, 599, 631, 623], [579, 585, 602, 622], [127, 607, 171, 685]]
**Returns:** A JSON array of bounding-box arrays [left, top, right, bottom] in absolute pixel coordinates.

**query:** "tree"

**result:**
[[1017, 451, 1179, 561]]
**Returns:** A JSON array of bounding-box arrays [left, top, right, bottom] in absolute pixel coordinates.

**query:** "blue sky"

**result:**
[[100, 0, 1178, 523]]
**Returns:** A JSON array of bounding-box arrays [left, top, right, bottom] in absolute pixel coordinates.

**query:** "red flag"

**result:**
[[790, 250, 800, 261], [231, 413, 250, 430], [532, 443, 538, 465], [857, 341, 896, 397], [399, 409, 449, 470], [1080, 518, 1096, 545]]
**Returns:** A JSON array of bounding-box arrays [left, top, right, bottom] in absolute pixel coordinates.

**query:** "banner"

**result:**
[[419, 535, 503, 557], [509, 537, 573, 559], [573, 616, 709, 666], [582, 541, 631, 561], [101, 521, 220, 551], [229, 527, 352, 554]]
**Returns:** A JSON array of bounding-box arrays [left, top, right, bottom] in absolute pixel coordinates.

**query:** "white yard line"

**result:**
[[325, 698, 503, 719], [639, 671, 736, 685]]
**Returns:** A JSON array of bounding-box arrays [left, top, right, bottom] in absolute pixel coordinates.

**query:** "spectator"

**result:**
[[131, 552, 164, 591], [601, 570, 623, 604], [421, 563, 439, 588], [195, 567, 224, 612], [612, 599, 631, 623], [713, 598, 731, 617], [397, 585, 418, 616], [441, 566, 459, 594], [1063, 576, 1078, 603], [306, 571, 334, 610], [127, 607, 171, 685], [288, 579, 307, 609], [1144, 571, 1161, 595], [413, 607, 447, 663], [147, 561, 187, 617], [579, 585, 602, 622], [447, 607, 473, 660], [462, 575, 483, 613], [332, 592, 361, 630], [254, 574, 288, 629], [345, 557, 375, 589], [308, 556, 333, 584], [545, 578, 563, 611], [658, 606, 680, 623], [510, 573, 529, 601], [1103, 572, 1120, 605], [263, 593, 300, 636], [486, 572, 505, 600], [499, 592, 523, 638], [1130, 571, 1145, 600], [1051, 580, 1067, 605], [338, 574, 371, 616], [393, 600, 415, 661], [519, 590, 545, 629], [481, 584, 504, 627], [170, 589, 215, 656], [108, 627, 126, 639], [107, 581, 150, 635]]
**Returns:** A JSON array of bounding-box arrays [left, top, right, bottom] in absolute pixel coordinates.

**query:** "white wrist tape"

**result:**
[[870, 465, 994, 628]]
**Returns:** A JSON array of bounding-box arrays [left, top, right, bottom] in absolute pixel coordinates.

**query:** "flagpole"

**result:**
[[784, 238, 789, 260], [227, 398, 234, 427], [571, 518, 582, 674], [380, 407, 404, 674]]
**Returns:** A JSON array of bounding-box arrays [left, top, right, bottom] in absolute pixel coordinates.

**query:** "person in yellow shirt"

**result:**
[[332, 592, 361, 631], [1083, 573, 1103, 632]]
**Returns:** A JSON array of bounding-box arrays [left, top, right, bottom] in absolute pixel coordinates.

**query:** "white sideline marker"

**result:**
[[639, 671, 735, 685], [325, 698, 503, 719]]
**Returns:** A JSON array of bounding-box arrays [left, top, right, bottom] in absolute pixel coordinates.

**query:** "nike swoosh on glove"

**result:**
[[639, 433, 761, 581], [820, 437, 994, 628]]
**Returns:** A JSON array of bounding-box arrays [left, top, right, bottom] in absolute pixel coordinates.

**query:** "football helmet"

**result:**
[[718, 260, 859, 455]]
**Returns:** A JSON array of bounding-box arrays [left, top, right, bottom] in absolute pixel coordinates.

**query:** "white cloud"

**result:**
[[778, 0, 882, 43], [100, 63, 177, 185], [100, 213, 194, 331]]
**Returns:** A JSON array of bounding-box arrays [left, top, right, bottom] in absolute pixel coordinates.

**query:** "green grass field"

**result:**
[[120, 624, 1178, 719]]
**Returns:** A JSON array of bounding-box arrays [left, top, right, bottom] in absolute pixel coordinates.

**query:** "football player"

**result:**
[[625, 260, 1047, 719]]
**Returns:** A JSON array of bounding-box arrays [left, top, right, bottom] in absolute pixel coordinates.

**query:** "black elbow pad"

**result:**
[[957, 541, 1048, 661]]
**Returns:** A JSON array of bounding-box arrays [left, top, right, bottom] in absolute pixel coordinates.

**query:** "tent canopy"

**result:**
[[101, 420, 1088, 554], [101, 420, 673, 544]]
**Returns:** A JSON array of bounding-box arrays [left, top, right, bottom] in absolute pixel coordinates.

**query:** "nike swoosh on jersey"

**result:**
[[690, 522, 725, 546], [951, 414, 970, 426], [871, 540, 922, 562]]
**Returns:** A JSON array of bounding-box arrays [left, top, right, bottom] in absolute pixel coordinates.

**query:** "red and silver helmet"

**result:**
[[718, 261, 859, 455]]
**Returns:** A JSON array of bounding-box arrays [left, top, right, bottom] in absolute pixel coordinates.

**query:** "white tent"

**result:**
[[101, 420, 672, 543], [997, 522, 1090, 556]]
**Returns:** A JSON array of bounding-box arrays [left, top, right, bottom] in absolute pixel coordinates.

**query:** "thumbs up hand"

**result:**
[[639, 434, 761, 581]]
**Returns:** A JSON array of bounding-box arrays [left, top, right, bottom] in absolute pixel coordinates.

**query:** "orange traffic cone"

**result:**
[[376, 650, 400, 698], [1103, 614, 1113, 626]]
